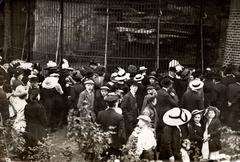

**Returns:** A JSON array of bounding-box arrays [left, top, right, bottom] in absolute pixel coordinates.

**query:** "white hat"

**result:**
[[13, 85, 28, 97], [42, 77, 58, 89], [62, 59, 74, 70], [139, 66, 147, 71], [169, 59, 180, 68], [137, 115, 151, 123], [133, 74, 144, 81], [46, 60, 57, 68], [49, 73, 60, 77], [115, 67, 128, 81], [189, 80, 204, 91], [163, 107, 191, 126]]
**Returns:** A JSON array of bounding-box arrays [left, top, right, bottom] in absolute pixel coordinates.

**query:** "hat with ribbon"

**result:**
[[100, 85, 110, 91], [115, 67, 128, 81], [163, 107, 192, 126], [189, 80, 204, 91], [133, 74, 144, 82], [137, 115, 151, 123], [191, 109, 204, 116]]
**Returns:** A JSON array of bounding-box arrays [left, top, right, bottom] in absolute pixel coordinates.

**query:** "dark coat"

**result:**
[[97, 108, 126, 148], [94, 90, 107, 115], [159, 125, 189, 160], [24, 101, 47, 146], [69, 83, 85, 109], [156, 88, 178, 127], [227, 82, 240, 112], [213, 82, 227, 111], [121, 91, 138, 137], [203, 118, 221, 152], [136, 83, 146, 112], [0, 88, 9, 125], [203, 79, 217, 107], [188, 122, 204, 149], [221, 75, 236, 87], [181, 89, 204, 112]]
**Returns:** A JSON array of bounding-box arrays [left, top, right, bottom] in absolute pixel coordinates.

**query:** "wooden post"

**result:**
[[104, 0, 109, 71], [3, 0, 11, 61], [56, 0, 64, 66], [200, 0, 204, 72], [156, 0, 161, 69], [21, 9, 29, 60]]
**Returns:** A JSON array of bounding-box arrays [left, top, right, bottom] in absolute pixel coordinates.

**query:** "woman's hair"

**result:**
[[106, 101, 116, 107], [19, 94, 28, 100], [28, 89, 40, 102]]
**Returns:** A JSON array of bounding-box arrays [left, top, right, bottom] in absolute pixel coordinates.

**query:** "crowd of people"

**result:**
[[0, 55, 240, 161]]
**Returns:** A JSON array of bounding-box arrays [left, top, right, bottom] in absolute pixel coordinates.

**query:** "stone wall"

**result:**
[[224, 0, 240, 66]]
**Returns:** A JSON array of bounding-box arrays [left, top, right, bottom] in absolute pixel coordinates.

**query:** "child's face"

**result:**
[[193, 114, 201, 124], [208, 110, 216, 119]]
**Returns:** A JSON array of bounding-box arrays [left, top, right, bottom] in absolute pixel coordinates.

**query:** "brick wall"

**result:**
[[224, 0, 240, 66]]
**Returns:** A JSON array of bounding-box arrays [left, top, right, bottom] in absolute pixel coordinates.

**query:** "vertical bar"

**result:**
[[200, 0, 204, 72], [104, 0, 109, 70], [156, 0, 161, 69]]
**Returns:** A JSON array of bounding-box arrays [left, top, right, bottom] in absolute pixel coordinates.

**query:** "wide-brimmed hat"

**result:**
[[28, 75, 39, 83], [148, 75, 158, 80], [189, 80, 204, 90], [84, 79, 94, 85], [13, 85, 28, 97], [146, 85, 155, 90], [115, 68, 128, 81], [133, 74, 144, 81], [46, 60, 57, 69], [100, 85, 110, 91], [191, 109, 204, 116], [139, 66, 147, 72], [137, 115, 151, 123], [42, 77, 58, 89], [49, 73, 60, 77], [110, 72, 118, 83], [163, 107, 192, 126], [104, 92, 119, 102]]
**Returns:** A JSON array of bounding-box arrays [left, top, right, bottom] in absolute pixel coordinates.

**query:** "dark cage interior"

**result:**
[[0, 0, 230, 72]]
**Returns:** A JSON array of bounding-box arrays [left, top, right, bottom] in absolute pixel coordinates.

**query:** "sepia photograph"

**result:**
[[0, 0, 239, 161]]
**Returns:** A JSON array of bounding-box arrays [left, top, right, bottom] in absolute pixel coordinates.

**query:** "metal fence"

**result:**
[[7, 0, 226, 72]]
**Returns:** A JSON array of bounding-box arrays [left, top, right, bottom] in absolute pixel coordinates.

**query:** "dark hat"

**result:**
[[95, 65, 105, 76], [14, 68, 24, 77], [104, 92, 120, 102], [128, 79, 138, 86], [160, 78, 172, 88], [146, 85, 155, 90], [28, 75, 39, 83]]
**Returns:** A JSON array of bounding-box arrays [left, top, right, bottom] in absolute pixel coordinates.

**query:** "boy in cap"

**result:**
[[77, 79, 95, 121], [97, 92, 126, 160]]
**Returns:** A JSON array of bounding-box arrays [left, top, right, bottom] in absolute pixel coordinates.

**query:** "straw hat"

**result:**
[[42, 77, 58, 89], [115, 68, 128, 81], [13, 85, 28, 97], [163, 107, 192, 126], [189, 80, 204, 91], [139, 66, 147, 71], [133, 74, 144, 82], [191, 109, 204, 116], [137, 115, 151, 123], [84, 79, 94, 85]]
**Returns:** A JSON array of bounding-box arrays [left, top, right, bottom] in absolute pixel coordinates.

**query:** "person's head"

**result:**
[[3, 63, 9, 70], [205, 106, 220, 120], [169, 67, 176, 78], [129, 80, 138, 94], [84, 79, 94, 91], [89, 60, 98, 70], [15, 69, 24, 80], [181, 139, 191, 151], [104, 92, 119, 108], [146, 85, 155, 95], [100, 86, 109, 97], [29, 89, 40, 102], [160, 78, 172, 89], [147, 95, 157, 106], [236, 75, 240, 83], [148, 75, 157, 84], [137, 115, 151, 128], [191, 109, 203, 124], [0, 75, 5, 86]]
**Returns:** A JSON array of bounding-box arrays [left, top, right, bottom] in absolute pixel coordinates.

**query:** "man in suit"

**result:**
[[226, 75, 240, 131], [97, 92, 126, 158], [121, 80, 139, 138]]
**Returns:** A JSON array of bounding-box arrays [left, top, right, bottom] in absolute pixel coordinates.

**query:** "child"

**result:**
[[201, 106, 221, 160]]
